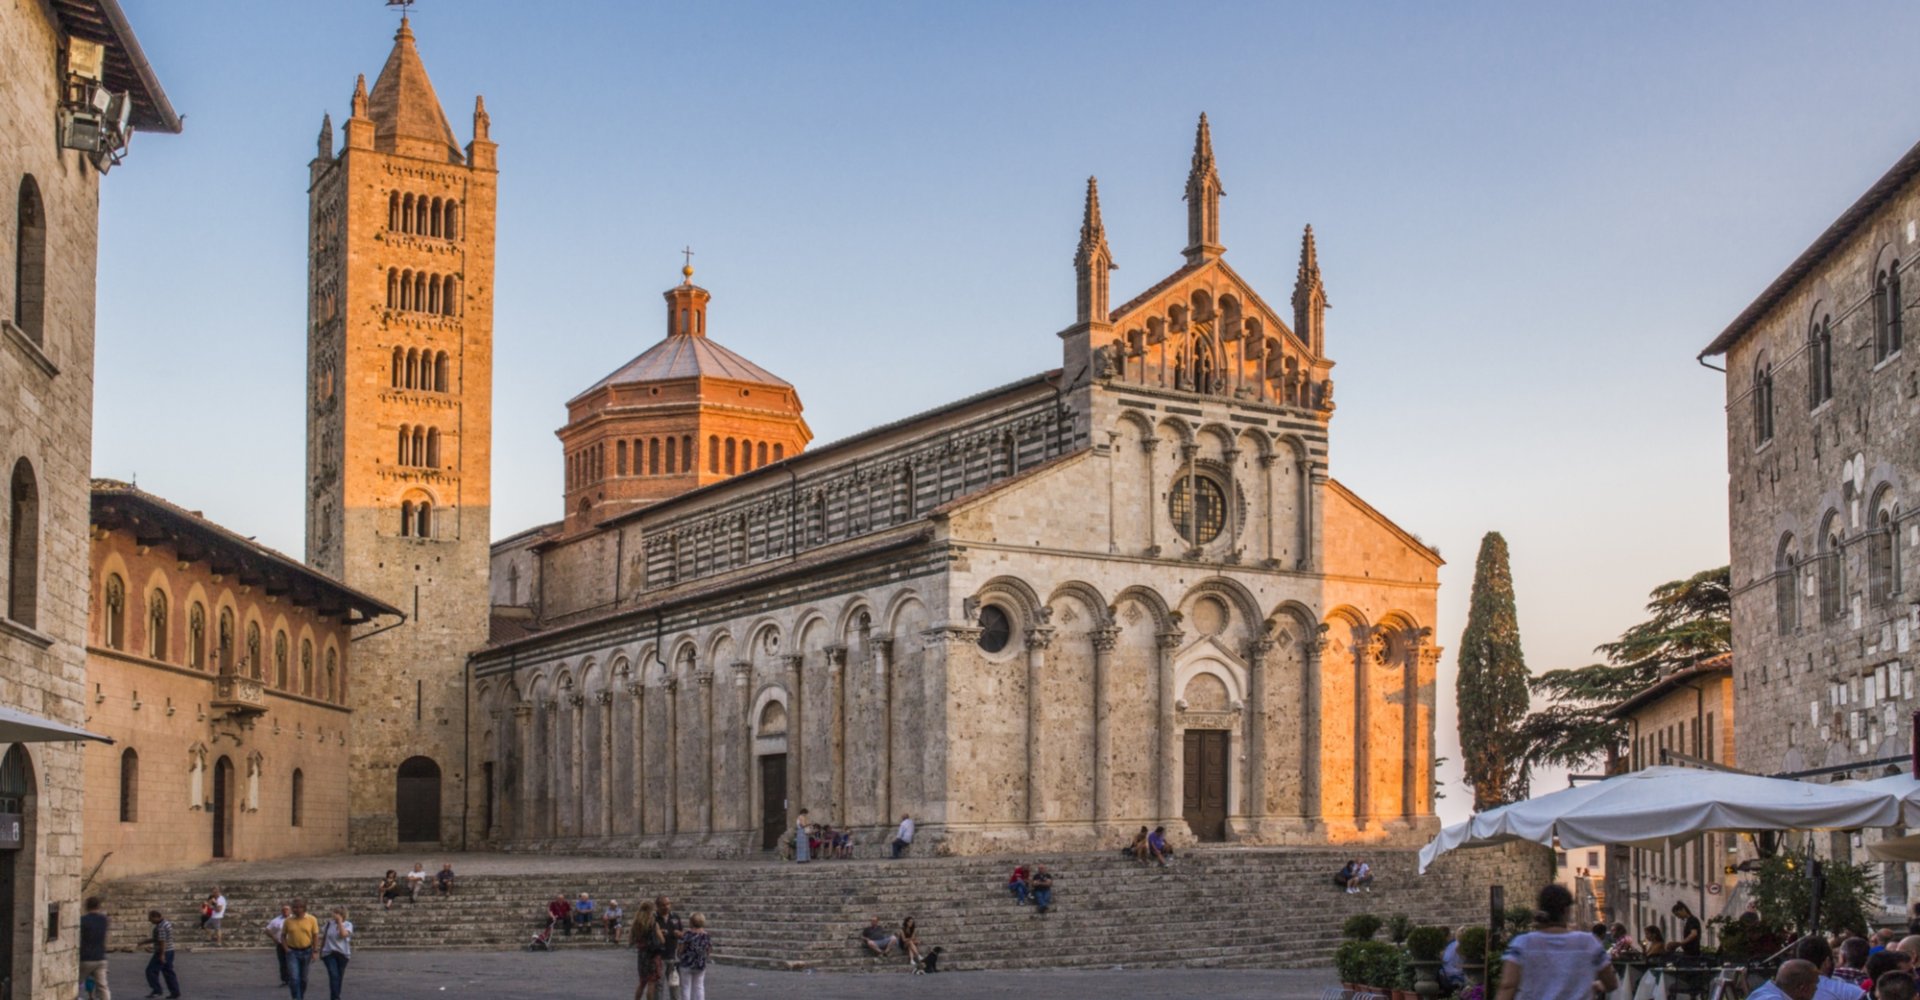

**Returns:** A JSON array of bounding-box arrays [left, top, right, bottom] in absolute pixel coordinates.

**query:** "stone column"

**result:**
[[664, 676, 679, 836], [1142, 437, 1160, 556], [596, 691, 614, 837], [783, 654, 804, 817], [1259, 453, 1279, 565], [825, 644, 847, 823], [513, 703, 533, 840], [1091, 627, 1119, 829], [872, 636, 895, 823], [1401, 630, 1425, 821], [542, 700, 559, 838], [1025, 626, 1055, 828], [1305, 464, 1326, 572], [731, 660, 753, 834], [1244, 636, 1273, 828], [698, 668, 716, 837], [1179, 442, 1199, 557], [626, 680, 646, 836], [1221, 447, 1241, 560], [1418, 643, 1442, 816], [1354, 627, 1374, 826], [1303, 635, 1324, 823], [1156, 629, 1184, 829], [568, 692, 586, 837]]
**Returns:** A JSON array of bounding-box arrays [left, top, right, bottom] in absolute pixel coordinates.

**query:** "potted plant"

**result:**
[[1457, 926, 1490, 986], [1343, 913, 1384, 941], [1405, 926, 1450, 1000], [1386, 913, 1413, 945]]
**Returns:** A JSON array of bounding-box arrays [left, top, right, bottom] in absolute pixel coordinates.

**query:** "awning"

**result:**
[[0, 704, 112, 744]]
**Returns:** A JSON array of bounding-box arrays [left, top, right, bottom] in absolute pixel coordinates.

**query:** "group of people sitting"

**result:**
[[542, 892, 626, 942], [1002, 865, 1057, 914], [1332, 858, 1373, 893], [374, 863, 456, 909], [858, 915, 940, 973], [1120, 826, 1176, 867]]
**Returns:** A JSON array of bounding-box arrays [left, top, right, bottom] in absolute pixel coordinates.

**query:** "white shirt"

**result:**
[[407, 869, 426, 885], [266, 915, 286, 945], [1815, 976, 1866, 1000], [211, 896, 227, 919], [896, 818, 915, 843]]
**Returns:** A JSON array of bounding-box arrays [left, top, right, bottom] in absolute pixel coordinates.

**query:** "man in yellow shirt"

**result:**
[[279, 898, 321, 999]]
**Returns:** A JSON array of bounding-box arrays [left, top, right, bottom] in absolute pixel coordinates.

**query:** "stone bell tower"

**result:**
[[305, 17, 496, 850]]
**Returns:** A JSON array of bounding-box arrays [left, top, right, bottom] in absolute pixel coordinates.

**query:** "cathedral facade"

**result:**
[[468, 117, 1444, 856]]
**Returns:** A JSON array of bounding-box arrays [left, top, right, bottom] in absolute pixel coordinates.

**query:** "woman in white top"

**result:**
[[794, 809, 811, 863], [320, 907, 353, 1000], [1496, 884, 1620, 1000]]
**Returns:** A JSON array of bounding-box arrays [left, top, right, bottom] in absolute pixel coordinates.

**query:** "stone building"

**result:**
[[1700, 130, 1920, 903], [82, 482, 398, 878], [304, 18, 496, 850], [1605, 654, 1736, 940], [469, 117, 1446, 857], [0, 2, 176, 995]]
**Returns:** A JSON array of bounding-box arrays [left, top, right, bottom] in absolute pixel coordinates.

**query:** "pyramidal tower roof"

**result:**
[[366, 17, 464, 163]]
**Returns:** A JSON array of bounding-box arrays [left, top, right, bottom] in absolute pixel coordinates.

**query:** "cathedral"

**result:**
[[299, 20, 1442, 857], [468, 115, 1444, 855]]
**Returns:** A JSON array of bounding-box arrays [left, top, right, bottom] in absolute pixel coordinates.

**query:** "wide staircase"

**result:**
[[98, 847, 1540, 972]]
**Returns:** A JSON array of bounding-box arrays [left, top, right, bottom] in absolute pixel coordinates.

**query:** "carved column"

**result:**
[[783, 653, 804, 818], [1179, 442, 1200, 557], [625, 681, 646, 836], [1400, 630, 1422, 821], [542, 700, 559, 838], [1417, 639, 1441, 817], [1355, 626, 1378, 826], [1259, 453, 1279, 566], [1303, 634, 1325, 822], [596, 691, 613, 837], [664, 676, 679, 836], [1091, 627, 1119, 828], [1025, 626, 1055, 828], [698, 668, 716, 837], [568, 692, 586, 837], [1142, 437, 1160, 557], [1156, 629, 1185, 829], [872, 636, 895, 823], [513, 703, 534, 840], [1304, 463, 1325, 572], [1244, 636, 1273, 826], [1221, 447, 1241, 560], [825, 644, 848, 823], [731, 660, 753, 833]]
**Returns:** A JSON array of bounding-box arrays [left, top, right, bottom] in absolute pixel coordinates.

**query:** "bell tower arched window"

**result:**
[[147, 589, 168, 659], [15, 176, 46, 346], [1808, 315, 1833, 407], [102, 573, 126, 649], [188, 602, 206, 669], [8, 458, 38, 627], [1878, 262, 1905, 363]]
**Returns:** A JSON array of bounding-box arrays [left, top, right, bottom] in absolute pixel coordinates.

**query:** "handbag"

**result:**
[[667, 967, 681, 988]]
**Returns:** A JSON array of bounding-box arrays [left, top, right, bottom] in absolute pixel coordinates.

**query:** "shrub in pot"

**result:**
[[1456, 927, 1490, 985], [1405, 926, 1451, 1000], [1343, 913, 1384, 941], [1386, 913, 1414, 944]]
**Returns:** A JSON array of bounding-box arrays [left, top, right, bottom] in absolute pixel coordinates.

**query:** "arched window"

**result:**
[[391, 346, 404, 387], [426, 428, 441, 468], [773, 443, 784, 462], [725, 438, 737, 474], [388, 191, 401, 231], [217, 607, 235, 674], [1878, 263, 1905, 363], [402, 348, 416, 389], [616, 440, 628, 476], [188, 602, 206, 669], [434, 351, 450, 392], [414, 272, 428, 313], [396, 425, 410, 464], [15, 176, 47, 345], [683, 435, 694, 472], [665, 436, 677, 474], [1871, 489, 1901, 607], [325, 648, 338, 702], [400, 500, 414, 537], [275, 631, 288, 689], [1808, 315, 1833, 408], [8, 459, 38, 627], [1819, 512, 1844, 624], [147, 588, 168, 659], [648, 438, 660, 475], [757, 442, 768, 467], [1752, 360, 1775, 445], [709, 436, 720, 473], [429, 197, 443, 238], [119, 748, 139, 822], [399, 269, 413, 310], [402, 193, 415, 234], [442, 275, 457, 316], [412, 427, 426, 466], [416, 500, 432, 539], [444, 200, 459, 239], [291, 768, 304, 827], [426, 274, 440, 314], [246, 622, 262, 680], [102, 573, 125, 649], [387, 269, 399, 310], [301, 639, 313, 695]]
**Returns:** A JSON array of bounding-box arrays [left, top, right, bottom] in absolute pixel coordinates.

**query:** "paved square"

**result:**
[[105, 948, 1334, 999]]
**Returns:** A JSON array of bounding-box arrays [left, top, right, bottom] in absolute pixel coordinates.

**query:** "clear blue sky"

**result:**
[[95, 2, 1920, 821]]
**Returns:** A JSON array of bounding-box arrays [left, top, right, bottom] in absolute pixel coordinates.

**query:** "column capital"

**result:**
[[1178, 442, 1199, 461], [594, 691, 612, 706], [1025, 626, 1056, 651], [1141, 437, 1161, 454], [1221, 447, 1241, 464], [1244, 637, 1275, 662], [512, 703, 533, 719], [567, 693, 585, 708], [922, 624, 985, 646], [1155, 630, 1186, 651], [695, 670, 715, 688], [625, 681, 644, 698], [871, 634, 895, 656], [1258, 452, 1279, 468], [824, 644, 847, 669], [782, 653, 805, 671], [730, 659, 753, 675], [1090, 626, 1121, 652], [662, 677, 678, 693]]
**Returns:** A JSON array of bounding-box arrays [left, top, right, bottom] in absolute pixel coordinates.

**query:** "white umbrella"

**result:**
[[1845, 772, 1920, 826], [1419, 765, 1900, 873], [1868, 833, 1920, 862], [0, 703, 110, 744]]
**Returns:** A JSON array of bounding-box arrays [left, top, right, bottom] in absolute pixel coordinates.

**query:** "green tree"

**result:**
[[1515, 566, 1730, 785], [1751, 848, 1878, 935], [1456, 532, 1532, 810]]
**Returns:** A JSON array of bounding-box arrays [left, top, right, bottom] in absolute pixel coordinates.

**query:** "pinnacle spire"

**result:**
[[1183, 113, 1224, 264], [1293, 223, 1329, 355], [1296, 224, 1320, 290], [317, 112, 333, 160], [1075, 176, 1116, 326], [351, 74, 368, 118], [1077, 176, 1110, 260], [366, 15, 464, 163]]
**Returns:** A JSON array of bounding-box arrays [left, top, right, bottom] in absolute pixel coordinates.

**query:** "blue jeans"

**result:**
[[1009, 881, 1028, 903], [145, 950, 179, 997], [285, 949, 313, 998], [321, 952, 349, 1000], [1033, 887, 1052, 911]]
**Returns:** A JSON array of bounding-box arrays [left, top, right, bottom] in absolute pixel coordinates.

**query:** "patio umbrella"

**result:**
[[0, 703, 111, 744], [1845, 772, 1920, 826], [1419, 765, 1900, 873]]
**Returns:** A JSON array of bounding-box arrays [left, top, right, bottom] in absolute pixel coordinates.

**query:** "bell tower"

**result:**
[[305, 17, 495, 850]]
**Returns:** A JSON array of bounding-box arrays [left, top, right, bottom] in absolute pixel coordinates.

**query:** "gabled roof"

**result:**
[[366, 18, 462, 163], [47, 0, 180, 133], [570, 334, 792, 404], [1605, 654, 1733, 720]]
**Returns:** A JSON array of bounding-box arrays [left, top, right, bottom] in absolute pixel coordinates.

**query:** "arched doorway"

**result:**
[[211, 756, 233, 858], [754, 700, 789, 851], [396, 756, 441, 844], [0, 745, 34, 1000]]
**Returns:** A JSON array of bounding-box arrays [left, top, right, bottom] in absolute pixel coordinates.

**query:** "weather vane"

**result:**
[[386, 0, 415, 13]]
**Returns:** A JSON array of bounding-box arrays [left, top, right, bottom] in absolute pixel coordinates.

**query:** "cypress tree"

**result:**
[[1456, 531, 1531, 811]]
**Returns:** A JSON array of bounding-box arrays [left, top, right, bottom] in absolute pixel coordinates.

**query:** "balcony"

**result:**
[[212, 674, 267, 717]]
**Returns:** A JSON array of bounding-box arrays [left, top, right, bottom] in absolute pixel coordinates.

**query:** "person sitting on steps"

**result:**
[[435, 863, 455, 897], [547, 893, 573, 936], [377, 871, 402, 910], [1333, 859, 1355, 890], [1345, 858, 1373, 893], [860, 916, 899, 960], [1007, 864, 1031, 905], [1030, 865, 1055, 915], [573, 892, 595, 933], [1147, 826, 1175, 867]]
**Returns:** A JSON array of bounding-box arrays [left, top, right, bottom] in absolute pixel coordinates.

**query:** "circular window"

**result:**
[[977, 605, 1011, 653], [1170, 476, 1227, 545]]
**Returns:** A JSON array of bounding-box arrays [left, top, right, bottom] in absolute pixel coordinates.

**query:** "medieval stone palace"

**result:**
[[467, 113, 1445, 855]]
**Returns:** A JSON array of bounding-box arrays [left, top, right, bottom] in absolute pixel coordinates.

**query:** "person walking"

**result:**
[[1494, 884, 1619, 1000], [78, 897, 110, 1000], [319, 907, 352, 1000], [280, 897, 322, 999], [676, 913, 712, 1000], [891, 813, 915, 858], [205, 887, 227, 945], [657, 896, 685, 1000], [266, 903, 292, 986], [794, 808, 811, 863], [144, 910, 180, 1000], [632, 899, 664, 1000]]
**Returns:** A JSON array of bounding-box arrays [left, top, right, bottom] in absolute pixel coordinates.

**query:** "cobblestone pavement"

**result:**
[[105, 947, 1336, 999]]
